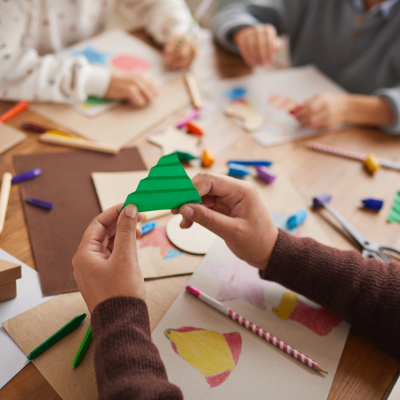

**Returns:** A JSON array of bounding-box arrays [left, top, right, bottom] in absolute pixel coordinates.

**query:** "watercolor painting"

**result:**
[[272, 291, 342, 336], [138, 226, 183, 260], [165, 327, 242, 388]]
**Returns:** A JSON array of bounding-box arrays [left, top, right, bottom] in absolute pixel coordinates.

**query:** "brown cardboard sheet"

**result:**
[[14, 148, 146, 296]]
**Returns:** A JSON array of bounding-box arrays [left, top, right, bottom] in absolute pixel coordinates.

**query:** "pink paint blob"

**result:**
[[111, 54, 150, 73]]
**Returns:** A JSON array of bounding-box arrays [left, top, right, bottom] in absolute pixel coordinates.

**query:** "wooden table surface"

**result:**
[[1, 30, 400, 400]]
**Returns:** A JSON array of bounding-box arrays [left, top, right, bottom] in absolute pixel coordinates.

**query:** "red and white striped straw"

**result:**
[[186, 285, 327, 374]]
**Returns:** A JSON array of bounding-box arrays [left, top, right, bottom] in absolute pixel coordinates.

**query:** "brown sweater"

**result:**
[[91, 229, 400, 400]]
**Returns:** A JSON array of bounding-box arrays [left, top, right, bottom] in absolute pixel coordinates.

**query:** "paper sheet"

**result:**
[[2, 275, 191, 400], [203, 65, 346, 147], [0, 123, 26, 155], [0, 249, 53, 390]]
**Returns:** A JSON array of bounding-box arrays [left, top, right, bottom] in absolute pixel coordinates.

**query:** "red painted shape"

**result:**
[[206, 370, 232, 388], [111, 54, 150, 72], [223, 332, 242, 365], [186, 121, 205, 136]]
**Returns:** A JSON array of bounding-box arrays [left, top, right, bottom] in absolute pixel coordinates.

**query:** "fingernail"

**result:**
[[125, 204, 137, 218], [181, 205, 194, 219]]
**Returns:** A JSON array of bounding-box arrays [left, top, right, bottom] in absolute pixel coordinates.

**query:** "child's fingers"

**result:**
[[128, 85, 147, 107], [239, 31, 254, 65], [255, 26, 268, 65], [133, 79, 155, 103]]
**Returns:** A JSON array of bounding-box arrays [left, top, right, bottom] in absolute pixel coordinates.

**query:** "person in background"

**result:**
[[73, 173, 400, 399], [212, 0, 400, 134], [0, 0, 197, 108]]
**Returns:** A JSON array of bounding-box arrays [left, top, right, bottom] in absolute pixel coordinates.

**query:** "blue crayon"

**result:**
[[228, 163, 250, 178], [362, 198, 384, 211], [25, 197, 53, 210], [141, 221, 156, 236], [287, 209, 307, 229], [313, 193, 332, 209], [12, 168, 42, 184], [228, 160, 273, 167]]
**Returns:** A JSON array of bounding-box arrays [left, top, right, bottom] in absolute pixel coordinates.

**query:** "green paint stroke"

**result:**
[[85, 96, 114, 106], [388, 191, 400, 223], [122, 152, 201, 212]]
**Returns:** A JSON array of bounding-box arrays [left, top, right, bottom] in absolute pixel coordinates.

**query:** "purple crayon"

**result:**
[[362, 198, 384, 211], [25, 197, 53, 210], [313, 193, 332, 209], [256, 166, 276, 184], [12, 168, 42, 184]]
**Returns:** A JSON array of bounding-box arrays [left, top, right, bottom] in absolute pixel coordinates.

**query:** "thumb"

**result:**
[[274, 37, 283, 52], [112, 204, 139, 261], [180, 203, 238, 239]]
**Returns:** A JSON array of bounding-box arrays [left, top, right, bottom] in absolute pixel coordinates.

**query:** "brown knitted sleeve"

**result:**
[[91, 297, 183, 400], [261, 229, 400, 359]]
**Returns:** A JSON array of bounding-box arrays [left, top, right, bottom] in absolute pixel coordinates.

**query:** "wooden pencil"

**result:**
[[40, 134, 119, 155], [0, 172, 13, 234]]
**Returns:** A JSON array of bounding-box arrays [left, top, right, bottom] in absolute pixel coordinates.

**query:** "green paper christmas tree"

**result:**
[[388, 191, 400, 223], [122, 152, 201, 212]]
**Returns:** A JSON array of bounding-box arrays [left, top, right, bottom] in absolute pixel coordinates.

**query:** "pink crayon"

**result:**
[[185, 285, 328, 374], [176, 109, 201, 129]]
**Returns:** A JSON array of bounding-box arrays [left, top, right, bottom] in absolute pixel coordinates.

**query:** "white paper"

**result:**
[[388, 378, 400, 399], [203, 65, 346, 147], [0, 249, 53, 389]]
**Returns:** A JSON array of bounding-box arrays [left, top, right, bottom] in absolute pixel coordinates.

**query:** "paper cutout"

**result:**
[[123, 153, 201, 212], [0, 123, 26, 155], [267, 94, 297, 111], [224, 87, 247, 100], [224, 102, 264, 132], [165, 327, 241, 388], [148, 126, 200, 156], [272, 291, 342, 336], [388, 191, 400, 223], [85, 96, 114, 106], [111, 54, 150, 73], [72, 46, 109, 66], [138, 226, 183, 260]]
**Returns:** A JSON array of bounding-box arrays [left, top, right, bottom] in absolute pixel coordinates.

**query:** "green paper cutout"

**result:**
[[388, 191, 400, 223], [176, 151, 197, 162], [122, 152, 201, 212], [85, 96, 114, 106]]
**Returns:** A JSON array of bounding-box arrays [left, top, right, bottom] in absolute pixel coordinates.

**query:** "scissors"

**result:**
[[313, 194, 400, 263]]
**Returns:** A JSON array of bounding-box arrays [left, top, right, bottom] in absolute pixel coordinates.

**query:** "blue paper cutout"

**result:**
[[224, 87, 248, 100], [72, 46, 110, 66]]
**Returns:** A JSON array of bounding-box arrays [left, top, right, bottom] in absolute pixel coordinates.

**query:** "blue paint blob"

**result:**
[[72, 46, 110, 66], [224, 87, 247, 100], [163, 248, 183, 260]]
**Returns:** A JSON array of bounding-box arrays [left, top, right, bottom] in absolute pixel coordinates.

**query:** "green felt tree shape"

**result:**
[[122, 152, 201, 212], [388, 191, 400, 223]]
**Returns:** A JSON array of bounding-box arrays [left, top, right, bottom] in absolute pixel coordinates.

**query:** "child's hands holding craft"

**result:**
[[233, 24, 282, 66], [72, 204, 145, 313], [172, 173, 278, 270], [163, 34, 197, 69], [105, 70, 159, 107]]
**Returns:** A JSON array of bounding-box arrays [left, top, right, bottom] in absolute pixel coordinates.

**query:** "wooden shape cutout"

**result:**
[[148, 126, 201, 156], [0, 124, 26, 155], [0, 258, 21, 286], [122, 153, 201, 212], [166, 215, 217, 255], [0, 281, 17, 303], [224, 103, 264, 132]]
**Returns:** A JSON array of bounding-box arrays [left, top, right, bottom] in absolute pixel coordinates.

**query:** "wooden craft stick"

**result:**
[[0, 101, 29, 123], [0, 172, 12, 234], [40, 134, 119, 155], [185, 72, 203, 109], [186, 285, 328, 374]]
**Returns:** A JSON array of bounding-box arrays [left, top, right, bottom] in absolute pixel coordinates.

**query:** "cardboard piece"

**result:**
[[166, 214, 217, 255], [0, 281, 17, 303], [3, 275, 191, 400], [0, 258, 21, 285], [0, 248, 54, 389], [224, 102, 264, 132], [0, 123, 26, 155], [14, 148, 146, 296], [122, 153, 201, 212], [30, 77, 190, 149], [204, 65, 346, 147], [148, 126, 201, 156]]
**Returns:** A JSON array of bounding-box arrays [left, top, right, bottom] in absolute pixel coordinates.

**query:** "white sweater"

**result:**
[[0, 0, 193, 104]]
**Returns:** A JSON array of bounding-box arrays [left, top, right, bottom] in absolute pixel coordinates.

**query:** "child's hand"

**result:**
[[233, 24, 282, 66], [172, 173, 278, 270], [163, 35, 197, 69], [72, 204, 145, 313], [291, 94, 349, 129], [105, 71, 159, 107]]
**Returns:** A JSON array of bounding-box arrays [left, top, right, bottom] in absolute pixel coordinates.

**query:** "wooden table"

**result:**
[[0, 30, 400, 400]]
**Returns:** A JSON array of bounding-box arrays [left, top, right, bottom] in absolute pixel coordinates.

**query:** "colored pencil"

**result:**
[[40, 133, 119, 155], [72, 325, 93, 368], [186, 285, 328, 374], [307, 142, 400, 171], [27, 313, 87, 360], [0, 101, 29, 123], [0, 172, 12, 234], [185, 72, 202, 109], [176, 109, 201, 129]]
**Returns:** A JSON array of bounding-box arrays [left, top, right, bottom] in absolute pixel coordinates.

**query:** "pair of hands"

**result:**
[[105, 35, 196, 107], [234, 24, 349, 129], [73, 173, 278, 313]]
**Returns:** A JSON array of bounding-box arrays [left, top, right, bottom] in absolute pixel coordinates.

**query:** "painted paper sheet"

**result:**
[[203, 65, 346, 147]]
